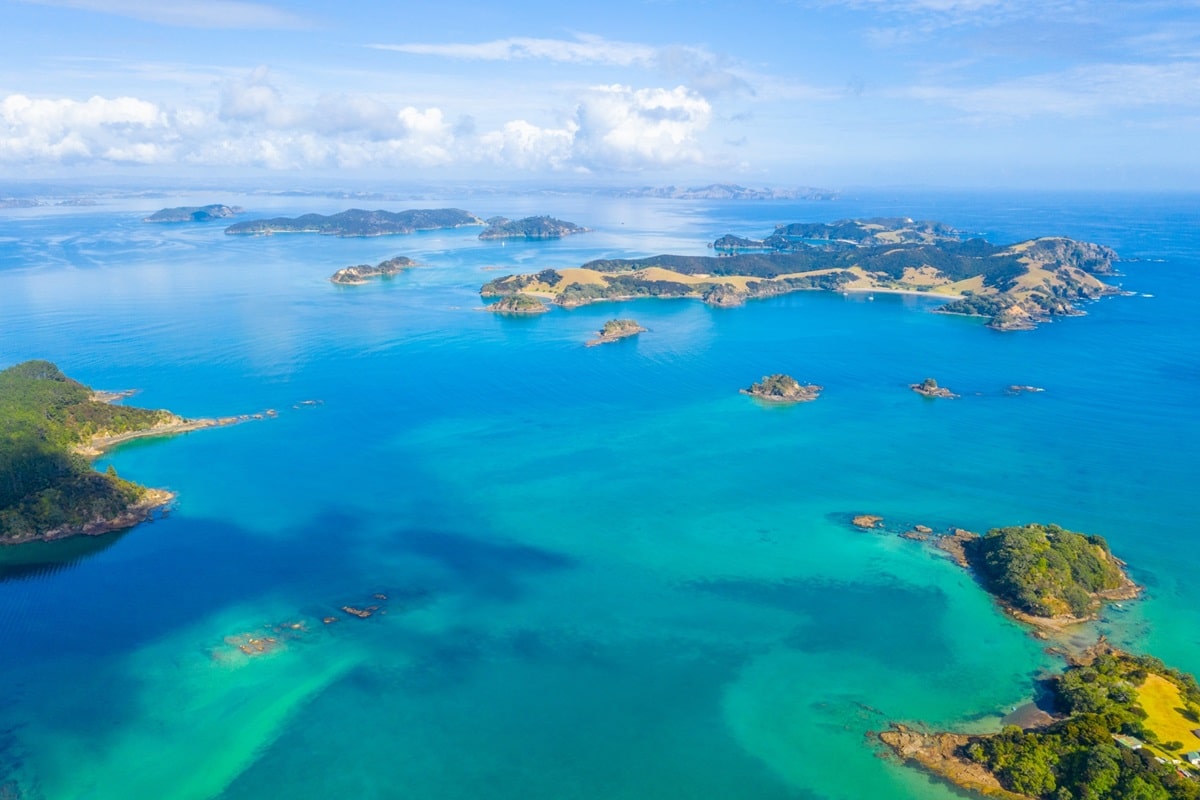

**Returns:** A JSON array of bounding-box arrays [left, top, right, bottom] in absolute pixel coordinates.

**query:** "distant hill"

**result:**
[[225, 208, 484, 237], [143, 204, 243, 223], [615, 184, 838, 201]]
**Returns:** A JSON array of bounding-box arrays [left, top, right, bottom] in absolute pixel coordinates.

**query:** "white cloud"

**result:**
[[573, 85, 712, 169], [17, 0, 308, 29], [0, 71, 717, 173], [0, 94, 170, 163]]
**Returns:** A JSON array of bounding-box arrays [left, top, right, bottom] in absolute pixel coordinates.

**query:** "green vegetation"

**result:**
[[965, 523, 1129, 618], [225, 208, 483, 237], [0, 361, 170, 542], [964, 653, 1200, 800], [488, 294, 548, 314], [478, 216, 588, 240]]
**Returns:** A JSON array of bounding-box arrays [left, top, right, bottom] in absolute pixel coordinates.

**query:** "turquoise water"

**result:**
[[0, 190, 1197, 799]]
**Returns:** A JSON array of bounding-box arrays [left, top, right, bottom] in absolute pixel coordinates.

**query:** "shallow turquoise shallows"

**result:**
[[0, 190, 1197, 799]]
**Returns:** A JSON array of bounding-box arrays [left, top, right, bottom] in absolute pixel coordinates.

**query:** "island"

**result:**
[[586, 319, 645, 346], [0, 360, 263, 544], [740, 374, 822, 403], [873, 522, 1200, 800], [480, 218, 1120, 330], [329, 256, 416, 285], [911, 377, 958, 399], [143, 204, 243, 223], [487, 294, 548, 315], [478, 216, 589, 240], [225, 208, 484, 237]]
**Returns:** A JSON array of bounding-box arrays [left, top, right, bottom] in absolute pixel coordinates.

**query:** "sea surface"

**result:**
[[0, 188, 1197, 799]]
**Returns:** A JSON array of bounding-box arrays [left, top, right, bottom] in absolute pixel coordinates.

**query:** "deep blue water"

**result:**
[[0, 189, 1197, 799]]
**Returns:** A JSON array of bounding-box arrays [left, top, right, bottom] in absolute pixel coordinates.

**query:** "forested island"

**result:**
[[479, 216, 589, 240], [480, 218, 1120, 330], [876, 523, 1200, 799], [0, 361, 258, 544], [225, 208, 483, 237], [329, 256, 416, 285], [143, 204, 242, 223]]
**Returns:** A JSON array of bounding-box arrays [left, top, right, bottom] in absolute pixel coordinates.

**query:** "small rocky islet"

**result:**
[[910, 377, 958, 398], [741, 374, 822, 403], [586, 319, 645, 346]]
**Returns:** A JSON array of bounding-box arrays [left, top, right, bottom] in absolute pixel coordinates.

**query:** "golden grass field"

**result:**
[[1138, 674, 1200, 749]]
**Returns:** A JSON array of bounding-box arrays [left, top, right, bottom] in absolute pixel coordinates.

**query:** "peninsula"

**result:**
[[480, 218, 1120, 330], [741, 374, 822, 403], [329, 256, 416, 285], [0, 360, 261, 544], [586, 319, 645, 346], [874, 523, 1200, 800], [479, 216, 589, 240], [225, 208, 484, 237], [143, 204, 242, 223]]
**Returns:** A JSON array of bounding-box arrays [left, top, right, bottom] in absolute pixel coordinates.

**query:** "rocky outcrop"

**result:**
[[702, 284, 748, 307], [911, 378, 958, 399], [879, 725, 1030, 800], [742, 374, 822, 403], [586, 319, 646, 346]]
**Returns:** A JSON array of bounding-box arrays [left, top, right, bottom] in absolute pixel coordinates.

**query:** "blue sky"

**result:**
[[1, 0, 1198, 188]]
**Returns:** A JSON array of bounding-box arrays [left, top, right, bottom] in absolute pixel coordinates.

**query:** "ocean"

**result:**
[[0, 188, 1197, 799]]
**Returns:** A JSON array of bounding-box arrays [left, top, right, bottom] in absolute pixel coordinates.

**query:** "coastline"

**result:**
[[3, 488, 176, 546]]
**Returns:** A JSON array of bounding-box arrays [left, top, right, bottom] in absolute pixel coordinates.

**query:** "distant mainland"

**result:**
[[481, 217, 1121, 331], [0, 361, 269, 545]]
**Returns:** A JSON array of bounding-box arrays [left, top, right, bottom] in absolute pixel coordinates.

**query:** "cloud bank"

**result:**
[[0, 70, 714, 173]]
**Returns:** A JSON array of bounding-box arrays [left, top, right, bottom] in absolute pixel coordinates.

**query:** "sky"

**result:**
[[1, 0, 1198, 189]]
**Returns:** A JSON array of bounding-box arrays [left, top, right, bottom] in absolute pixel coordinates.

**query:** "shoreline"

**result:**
[[75, 411, 275, 457], [3, 488, 176, 546]]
